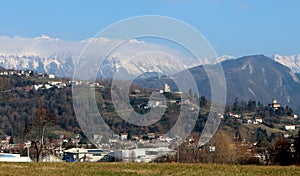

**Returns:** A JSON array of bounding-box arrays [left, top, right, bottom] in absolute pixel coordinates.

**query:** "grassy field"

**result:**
[[0, 163, 300, 176]]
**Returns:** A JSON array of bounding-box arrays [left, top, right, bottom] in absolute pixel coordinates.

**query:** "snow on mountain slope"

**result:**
[[272, 54, 300, 73], [3, 35, 300, 80], [0, 35, 236, 78], [0, 53, 74, 77], [1, 35, 300, 79]]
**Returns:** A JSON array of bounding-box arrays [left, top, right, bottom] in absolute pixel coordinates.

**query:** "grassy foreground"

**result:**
[[0, 162, 300, 176]]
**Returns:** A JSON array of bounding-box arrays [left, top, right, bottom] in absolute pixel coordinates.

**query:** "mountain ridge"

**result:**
[[137, 55, 300, 114]]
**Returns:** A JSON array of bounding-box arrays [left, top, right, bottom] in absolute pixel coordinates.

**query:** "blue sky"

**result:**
[[1, 0, 299, 57]]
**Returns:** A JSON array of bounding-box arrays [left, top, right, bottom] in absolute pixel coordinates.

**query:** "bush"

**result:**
[[237, 157, 261, 165]]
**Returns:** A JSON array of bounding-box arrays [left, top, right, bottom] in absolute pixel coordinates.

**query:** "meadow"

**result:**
[[0, 163, 300, 176]]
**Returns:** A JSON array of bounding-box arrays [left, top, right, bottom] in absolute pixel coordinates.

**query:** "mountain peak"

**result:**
[[35, 34, 59, 42], [239, 54, 270, 61]]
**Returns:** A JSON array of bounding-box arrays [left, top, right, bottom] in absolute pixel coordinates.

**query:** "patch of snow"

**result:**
[[248, 88, 256, 97]]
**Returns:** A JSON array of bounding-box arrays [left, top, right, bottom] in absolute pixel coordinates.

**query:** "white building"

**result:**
[[42, 155, 63, 162], [49, 74, 55, 79], [0, 153, 31, 162], [115, 147, 174, 163], [33, 84, 43, 90], [120, 134, 128, 141], [232, 114, 241, 118], [209, 146, 216, 152], [269, 98, 281, 109], [285, 125, 296, 131], [164, 83, 170, 93], [255, 118, 263, 124], [63, 148, 110, 162], [44, 84, 53, 89]]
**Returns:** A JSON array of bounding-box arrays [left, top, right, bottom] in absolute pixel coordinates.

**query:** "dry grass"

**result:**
[[0, 162, 300, 176]]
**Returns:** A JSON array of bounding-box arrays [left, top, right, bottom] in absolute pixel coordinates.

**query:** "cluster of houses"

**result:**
[[0, 136, 13, 152], [85, 132, 179, 162], [227, 112, 298, 131], [31, 80, 104, 91], [225, 113, 264, 125], [62, 146, 173, 163], [226, 99, 299, 131], [94, 133, 174, 147], [0, 136, 31, 162], [0, 68, 106, 91], [0, 69, 58, 79], [0, 131, 177, 163], [0, 70, 33, 77]]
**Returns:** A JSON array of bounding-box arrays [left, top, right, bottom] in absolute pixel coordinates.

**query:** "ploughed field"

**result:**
[[0, 163, 300, 176]]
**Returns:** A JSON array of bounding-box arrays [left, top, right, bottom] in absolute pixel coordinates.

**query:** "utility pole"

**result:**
[[177, 144, 180, 163], [75, 134, 81, 161], [25, 141, 31, 162], [59, 134, 64, 157], [176, 136, 181, 163]]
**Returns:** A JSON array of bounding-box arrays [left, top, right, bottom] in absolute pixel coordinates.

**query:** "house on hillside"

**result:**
[[147, 133, 155, 139], [285, 125, 296, 131], [164, 83, 170, 93], [253, 118, 263, 125], [120, 134, 128, 141], [33, 84, 43, 90], [49, 74, 55, 79]]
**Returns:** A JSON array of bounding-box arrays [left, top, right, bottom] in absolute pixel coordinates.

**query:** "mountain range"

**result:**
[[137, 55, 300, 114], [1, 35, 300, 77], [1, 51, 300, 78], [0, 53, 74, 77], [1, 35, 300, 113], [1, 52, 300, 113]]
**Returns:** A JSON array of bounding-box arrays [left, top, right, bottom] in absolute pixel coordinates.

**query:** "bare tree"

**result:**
[[203, 132, 238, 164], [24, 108, 53, 162]]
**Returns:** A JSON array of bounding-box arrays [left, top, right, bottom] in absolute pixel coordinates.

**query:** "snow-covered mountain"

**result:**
[[0, 52, 234, 79], [0, 35, 82, 77], [0, 53, 74, 77], [272, 54, 300, 73], [2, 35, 300, 79], [0, 35, 236, 78]]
